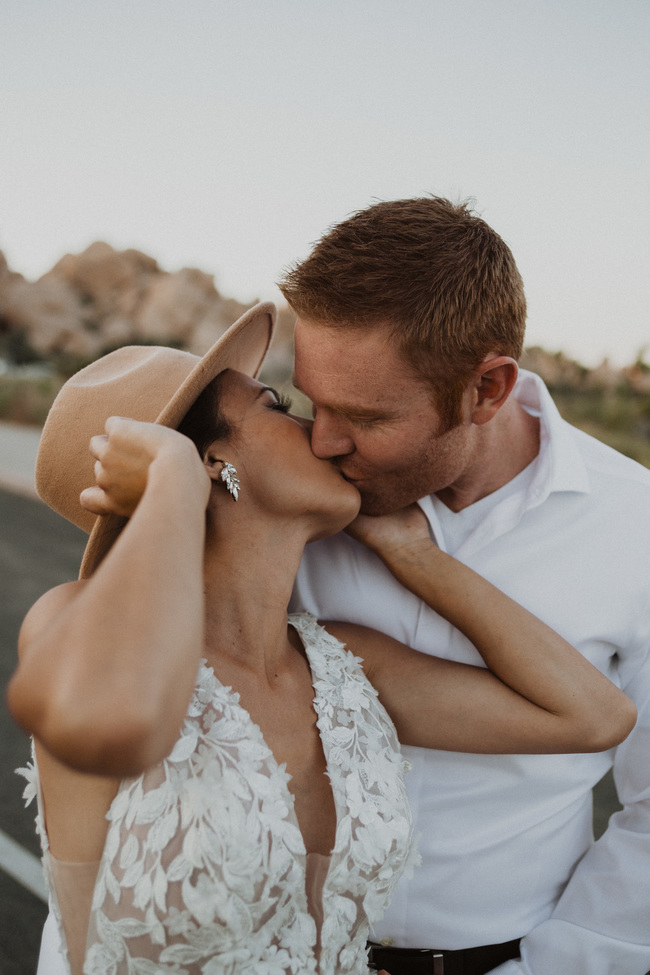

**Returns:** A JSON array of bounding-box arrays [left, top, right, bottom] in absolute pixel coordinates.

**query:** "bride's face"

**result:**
[[212, 370, 361, 535]]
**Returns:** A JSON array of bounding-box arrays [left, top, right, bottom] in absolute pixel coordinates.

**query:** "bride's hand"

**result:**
[[344, 503, 432, 561], [80, 417, 207, 518]]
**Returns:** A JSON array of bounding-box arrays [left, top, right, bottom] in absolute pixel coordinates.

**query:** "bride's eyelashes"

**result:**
[[269, 393, 293, 414]]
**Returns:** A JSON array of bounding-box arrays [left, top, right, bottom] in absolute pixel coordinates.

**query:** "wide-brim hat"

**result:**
[[36, 301, 276, 579]]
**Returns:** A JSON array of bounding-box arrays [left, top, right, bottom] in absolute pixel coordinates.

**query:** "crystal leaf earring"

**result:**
[[219, 461, 240, 501]]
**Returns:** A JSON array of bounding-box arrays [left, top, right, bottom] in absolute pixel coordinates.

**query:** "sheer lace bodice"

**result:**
[[21, 613, 417, 974]]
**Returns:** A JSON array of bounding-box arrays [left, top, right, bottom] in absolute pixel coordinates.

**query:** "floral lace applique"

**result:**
[[23, 613, 417, 974]]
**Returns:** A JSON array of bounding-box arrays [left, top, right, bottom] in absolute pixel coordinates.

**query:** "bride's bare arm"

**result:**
[[8, 418, 211, 775], [326, 506, 636, 754]]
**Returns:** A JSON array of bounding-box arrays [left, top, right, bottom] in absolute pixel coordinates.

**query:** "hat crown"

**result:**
[[34, 302, 276, 548], [70, 344, 196, 388], [36, 346, 202, 533]]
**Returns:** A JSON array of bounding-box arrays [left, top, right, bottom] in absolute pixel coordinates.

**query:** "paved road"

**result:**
[[0, 487, 86, 974], [0, 422, 622, 972], [0, 422, 41, 500]]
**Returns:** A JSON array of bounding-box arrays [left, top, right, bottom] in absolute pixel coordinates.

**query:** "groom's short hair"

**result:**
[[279, 196, 526, 428]]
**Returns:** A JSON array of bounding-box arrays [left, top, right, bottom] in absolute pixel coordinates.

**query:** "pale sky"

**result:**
[[1, 0, 648, 366]]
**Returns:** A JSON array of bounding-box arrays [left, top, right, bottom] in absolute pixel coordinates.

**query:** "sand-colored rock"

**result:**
[[519, 347, 588, 389], [0, 273, 103, 359], [48, 242, 159, 320], [0, 243, 261, 363], [624, 363, 650, 395], [134, 267, 223, 346]]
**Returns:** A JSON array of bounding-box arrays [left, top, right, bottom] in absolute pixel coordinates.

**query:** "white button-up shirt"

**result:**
[[291, 370, 650, 975]]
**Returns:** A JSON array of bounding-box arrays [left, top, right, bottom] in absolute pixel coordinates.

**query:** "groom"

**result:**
[[282, 197, 650, 974]]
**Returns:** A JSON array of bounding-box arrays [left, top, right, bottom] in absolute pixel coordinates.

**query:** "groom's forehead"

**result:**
[[294, 319, 407, 372], [294, 322, 426, 395]]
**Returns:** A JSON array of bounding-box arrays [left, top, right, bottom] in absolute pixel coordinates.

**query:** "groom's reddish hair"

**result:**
[[279, 196, 526, 429]]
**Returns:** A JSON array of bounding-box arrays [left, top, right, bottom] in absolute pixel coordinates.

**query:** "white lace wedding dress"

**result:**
[[22, 614, 417, 974]]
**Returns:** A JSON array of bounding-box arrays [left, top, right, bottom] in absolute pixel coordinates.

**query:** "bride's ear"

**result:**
[[204, 453, 224, 482], [204, 454, 240, 501]]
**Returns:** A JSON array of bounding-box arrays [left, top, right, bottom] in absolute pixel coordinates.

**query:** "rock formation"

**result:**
[[0, 242, 261, 367]]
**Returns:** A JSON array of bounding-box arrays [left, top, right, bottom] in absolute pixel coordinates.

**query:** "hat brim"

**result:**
[[79, 301, 276, 579]]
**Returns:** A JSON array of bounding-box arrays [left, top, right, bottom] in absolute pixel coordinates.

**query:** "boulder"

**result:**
[[0, 272, 103, 359], [48, 242, 159, 320], [0, 244, 293, 378], [134, 267, 222, 346]]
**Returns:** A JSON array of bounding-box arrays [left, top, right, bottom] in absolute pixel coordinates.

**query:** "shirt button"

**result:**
[[380, 938, 394, 946]]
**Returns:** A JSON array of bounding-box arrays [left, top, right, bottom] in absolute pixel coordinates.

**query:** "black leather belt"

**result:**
[[367, 938, 521, 975]]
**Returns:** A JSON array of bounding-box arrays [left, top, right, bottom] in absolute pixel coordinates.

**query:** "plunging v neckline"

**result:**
[[197, 620, 339, 862]]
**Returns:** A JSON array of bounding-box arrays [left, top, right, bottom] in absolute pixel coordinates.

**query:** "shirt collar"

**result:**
[[418, 369, 591, 554], [514, 369, 591, 500]]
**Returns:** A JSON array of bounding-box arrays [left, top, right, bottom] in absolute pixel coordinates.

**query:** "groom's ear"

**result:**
[[470, 356, 518, 426]]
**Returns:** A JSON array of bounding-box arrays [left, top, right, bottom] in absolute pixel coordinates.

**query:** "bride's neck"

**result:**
[[201, 516, 308, 667]]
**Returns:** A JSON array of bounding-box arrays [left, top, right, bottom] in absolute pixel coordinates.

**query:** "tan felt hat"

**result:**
[[36, 301, 277, 578]]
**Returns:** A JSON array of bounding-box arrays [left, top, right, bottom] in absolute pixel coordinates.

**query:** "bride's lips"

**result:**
[[337, 469, 367, 485]]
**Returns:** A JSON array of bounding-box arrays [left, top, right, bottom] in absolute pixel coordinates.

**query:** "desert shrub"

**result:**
[[0, 373, 64, 426]]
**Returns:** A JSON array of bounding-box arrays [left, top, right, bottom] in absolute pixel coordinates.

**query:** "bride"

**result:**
[[8, 303, 635, 975]]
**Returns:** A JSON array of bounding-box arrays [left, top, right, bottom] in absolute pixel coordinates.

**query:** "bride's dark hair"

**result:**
[[177, 370, 237, 459]]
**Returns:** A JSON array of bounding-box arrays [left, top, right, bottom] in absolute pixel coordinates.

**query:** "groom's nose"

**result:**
[[309, 409, 355, 459]]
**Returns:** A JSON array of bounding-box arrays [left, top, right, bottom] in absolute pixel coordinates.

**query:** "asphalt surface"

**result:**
[[0, 486, 86, 974], [0, 423, 622, 974]]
